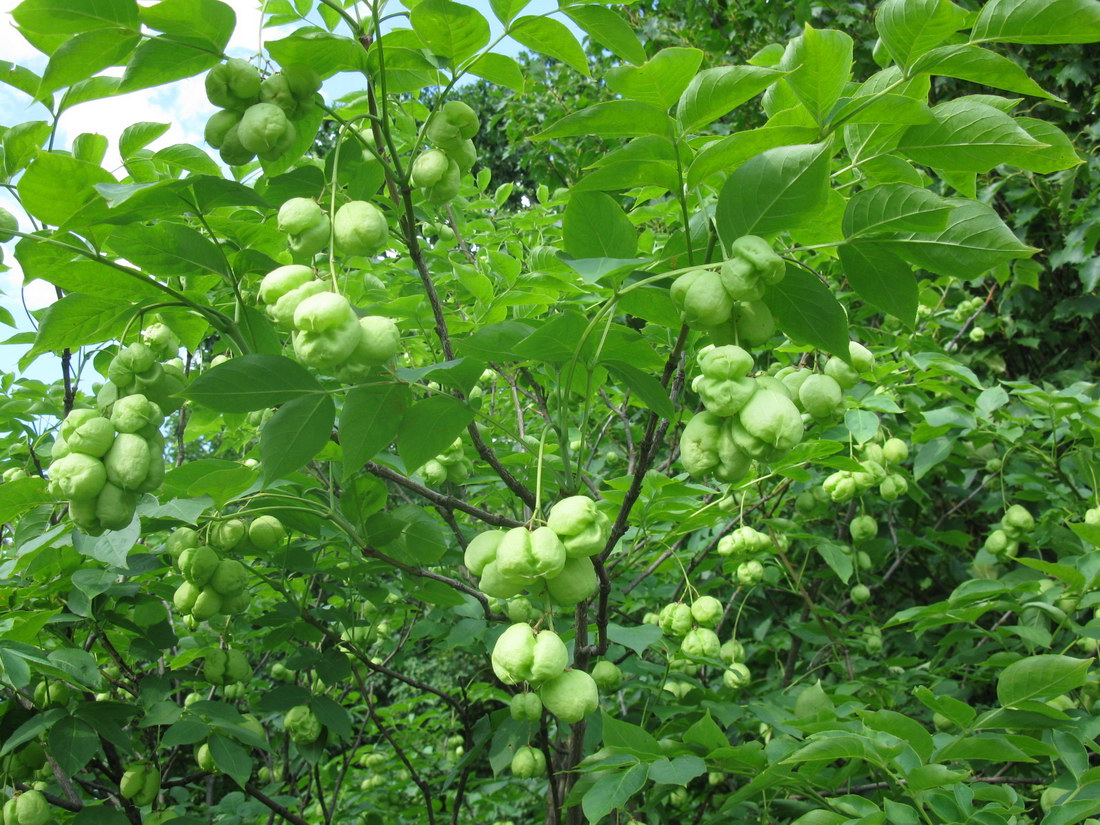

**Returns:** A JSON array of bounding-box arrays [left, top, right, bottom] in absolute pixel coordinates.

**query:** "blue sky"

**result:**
[[0, 0, 574, 386]]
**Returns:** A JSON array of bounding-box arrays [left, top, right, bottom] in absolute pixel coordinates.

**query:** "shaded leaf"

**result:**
[[714, 143, 830, 246], [396, 396, 475, 474], [261, 394, 337, 483], [340, 383, 410, 479], [762, 264, 849, 357]]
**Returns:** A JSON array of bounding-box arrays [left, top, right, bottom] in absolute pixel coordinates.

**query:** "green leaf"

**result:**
[[108, 222, 228, 277], [59, 76, 122, 111], [603, 360, 674, 419], [880, 199, 1037, 278], [1013, 117, 1083, 173], [236, 305, 282, 358], [581, 761, 648, 823], [74, 133, 107, 165], [937, 733, 1037, 762], [827, 93, 935, 128], [119, 35, 221, 92], [11, 0, 140, 36], [997, 655, 1090, 706], [562, 5, 647, 65], [261, 393, 337, 484], [842, 183, 953, 238], [488, 0, 530, 25], [340, 383, 410, 479], [601, 712, 662, 758], [1070, 522, 1100, 547], [52, 648, 105, 684], [617, 286, 680, 329], [534, 101, 675, 141], [683, 711, 729, 753], [762, 264, 849, 357], [590, 134, 677, 168], [0, 709, 67, 756], [152, 144, 222, 177], [714, 143, 830, 246], [687, 125, 819, 189], [838, 242, 918, 326], [844, 68, 931, 161], [905, 763, 967, 792], [384, 504, 447, 566], [139, 0, 235, 53], [783, 733, 877, 764], [509, 16, 589, 76], [912, 686, 977, 727], [817, 542, 854, 584], [606, 47, 702, 110], [875, 0, 969, 68], [648, 754, 707, 785], [17, 151, 115, 229], [209, 733, 251, 787], [467, 53, 524, 92], [913, 437, 954, 479], [573, 160, 679, 194], [22, 259, 163, 303], [778, 24, 853, 124], [162, 720, 211, 748], [267, 29, 366, 77], [184, 355, 322, 413], [910, 44, 1060, 100], [363, 33, 443, 93], [0, 62, 53, 110], [970, 0, 1100, 44], [1041, 793, 1100, 825], [94, 175, 269, 220], [2, 118, 50, 177], [0, 477, 52, 525], [845, 410, 881, 444], [558, 257, 646, 285], [161, 459, 257, 507], [410, 0, 490, 64], [563, 192, 637, 260], [456, 321, 535, 361], [677, 65, 784, 132], [397, 396, 475, 474], [26, 294, 133, 363], [512, 313, 588, 363], [606, 623, 661, 656], [48, 717, 99, 776], [37, 28, 140, 96], [862, 709, 935, 763], [898, 99, 1046, 173], [311, 695, 352, 740]]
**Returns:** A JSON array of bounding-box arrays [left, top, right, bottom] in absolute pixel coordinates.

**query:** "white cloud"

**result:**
[[227, 0, 267, 55]]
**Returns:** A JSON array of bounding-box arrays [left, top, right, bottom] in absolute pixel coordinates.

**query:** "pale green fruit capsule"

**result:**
[[539, 669, 598, 723]]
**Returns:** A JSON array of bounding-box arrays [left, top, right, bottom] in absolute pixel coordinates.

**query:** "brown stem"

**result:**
[[300, 613, 465, 714], [365, 461, 523, 528], [363, 691, 436, 825], [445, 204, 477, 265], [245, 783, 310, 825]]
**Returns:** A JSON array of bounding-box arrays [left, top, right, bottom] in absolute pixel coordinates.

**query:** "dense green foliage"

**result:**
[[1, 0, 1100, 824]]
